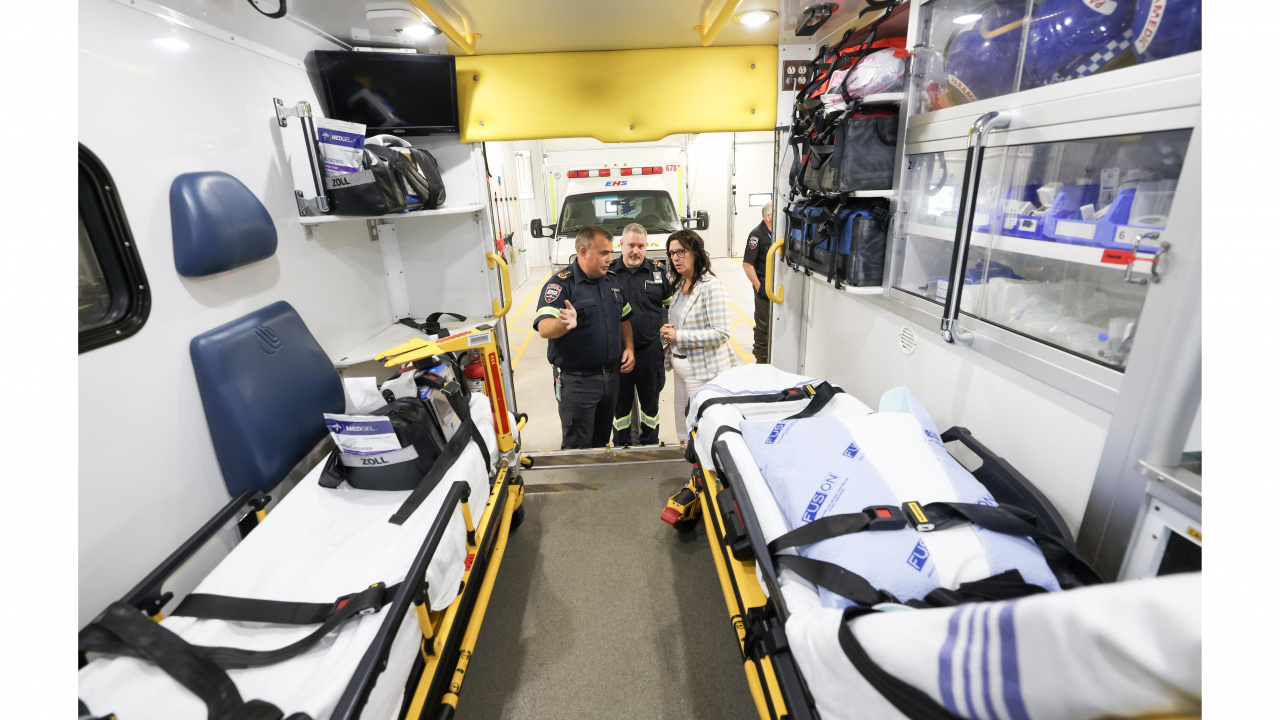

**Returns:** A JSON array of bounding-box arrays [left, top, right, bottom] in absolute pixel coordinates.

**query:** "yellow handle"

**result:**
[[764, 238, 785, 304], [486, 251, 512, 319]]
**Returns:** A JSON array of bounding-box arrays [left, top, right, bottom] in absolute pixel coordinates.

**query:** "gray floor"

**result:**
[[454, 460, 757, 720]]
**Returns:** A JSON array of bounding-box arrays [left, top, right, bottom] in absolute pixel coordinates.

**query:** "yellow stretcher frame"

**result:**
[[689, 428, 793, 720], [374, 325, 526, 719]]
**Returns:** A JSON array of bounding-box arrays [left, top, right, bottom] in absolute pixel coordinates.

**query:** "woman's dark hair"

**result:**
[[667, 229, 715, 285]]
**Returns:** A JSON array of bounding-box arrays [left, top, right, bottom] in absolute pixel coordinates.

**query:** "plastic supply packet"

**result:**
[[323, 413, 400, 456], [315, 117, 367, 178]]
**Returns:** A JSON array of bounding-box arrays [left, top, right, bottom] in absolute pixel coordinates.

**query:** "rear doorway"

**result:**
[[483, 136, 770, 452]]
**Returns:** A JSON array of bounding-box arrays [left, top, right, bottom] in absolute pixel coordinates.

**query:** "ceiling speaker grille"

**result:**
[[899, 325, 917, 355]]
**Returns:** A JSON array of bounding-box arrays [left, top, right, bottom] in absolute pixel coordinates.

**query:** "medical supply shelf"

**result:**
[[298, 203, 486, 225], [858, 92, 904, 106], [905, 223, 1156, 274], [842, 285, 884, 296]]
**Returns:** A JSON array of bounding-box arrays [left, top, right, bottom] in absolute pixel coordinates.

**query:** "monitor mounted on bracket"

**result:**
[[314, 51, 459, 136]]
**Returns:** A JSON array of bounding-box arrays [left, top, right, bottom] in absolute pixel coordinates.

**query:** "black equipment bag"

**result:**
[[835, 107, 900, 192], [821, 198, 891, 287], [407, 147, 446, 209], [320, 396, 449, 492], [324, 147, 407, 216]]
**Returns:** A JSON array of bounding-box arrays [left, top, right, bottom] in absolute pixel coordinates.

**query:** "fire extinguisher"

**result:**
[[463, 353, 486, 396]]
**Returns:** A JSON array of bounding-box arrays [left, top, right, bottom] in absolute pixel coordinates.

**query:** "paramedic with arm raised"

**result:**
[[739, 202, 773, 364], [535, 225, 637, 449], [661, 229, 736, 446]]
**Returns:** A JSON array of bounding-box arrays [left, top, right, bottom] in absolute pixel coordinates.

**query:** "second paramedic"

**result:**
[[740, 202, 773, 364], [535, 225, 637, 449], [608, 223, 674, 445]]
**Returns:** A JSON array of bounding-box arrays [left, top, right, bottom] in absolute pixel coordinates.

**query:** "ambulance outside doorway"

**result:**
[[531, 163, 708, 265]]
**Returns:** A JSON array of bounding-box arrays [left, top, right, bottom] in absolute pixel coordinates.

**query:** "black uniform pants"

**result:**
[[555, 366, 620, 450], [753, 294, 771, 365], [611, 341, 665, 446]]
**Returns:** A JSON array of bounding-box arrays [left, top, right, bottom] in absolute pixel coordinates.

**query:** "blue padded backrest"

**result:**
[[190, 301, 344, 497], [171, 171, 278, 277]]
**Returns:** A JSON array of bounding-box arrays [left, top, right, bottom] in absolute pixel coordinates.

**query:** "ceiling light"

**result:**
[[153, 38, 190, 51], [400, 23, 440, 38], [734, 10, 779, 26], [952, 14, 983, 24]]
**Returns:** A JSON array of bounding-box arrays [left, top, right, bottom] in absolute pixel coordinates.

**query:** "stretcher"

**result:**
[[671, 365, 1200, 720], [78, 303, 527, 720]]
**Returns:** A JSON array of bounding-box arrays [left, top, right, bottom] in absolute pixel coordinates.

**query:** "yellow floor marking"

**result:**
[[726, 299, 755, 328], [510, 269, 552, 369], [729, 335, 754, 365]]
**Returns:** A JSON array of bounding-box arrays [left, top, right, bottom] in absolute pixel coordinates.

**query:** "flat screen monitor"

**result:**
[[314, 51, 459, 135]]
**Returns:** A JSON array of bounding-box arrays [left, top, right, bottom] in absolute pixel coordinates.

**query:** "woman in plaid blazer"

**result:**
[[660, 229, 738, 443]]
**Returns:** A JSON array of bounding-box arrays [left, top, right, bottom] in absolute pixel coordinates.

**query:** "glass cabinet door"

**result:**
[[913, 0, 1203, 116], [954, 128, 1193, 370], [893, 149, 967, 301]]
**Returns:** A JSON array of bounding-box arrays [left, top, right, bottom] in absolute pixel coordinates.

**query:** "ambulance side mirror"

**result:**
[[682, 211, 710, 231], [530, 218, 555, 238]]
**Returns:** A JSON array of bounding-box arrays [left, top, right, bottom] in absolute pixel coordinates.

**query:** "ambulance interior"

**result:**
[[68, 1, 1216, 719]]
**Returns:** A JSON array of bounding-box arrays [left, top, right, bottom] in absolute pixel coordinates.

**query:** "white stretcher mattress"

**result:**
[[79, 395, 507, 720]]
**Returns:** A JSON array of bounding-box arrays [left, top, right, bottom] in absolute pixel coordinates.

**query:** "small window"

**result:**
[[79, 145, 149, 352], [514, 150, 535, 199]]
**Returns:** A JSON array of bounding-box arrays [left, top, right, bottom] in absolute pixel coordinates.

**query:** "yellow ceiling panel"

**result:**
[[456, 46, 777, 143]]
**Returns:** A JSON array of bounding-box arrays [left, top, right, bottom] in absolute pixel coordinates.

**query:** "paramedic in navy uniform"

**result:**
[[535, 225, 636, 449], [608, 223, 674, 446], [739, 202, 773, 364]]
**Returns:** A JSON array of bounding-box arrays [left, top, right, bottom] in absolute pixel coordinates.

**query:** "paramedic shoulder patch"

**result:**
[[544, 284, 563, 303], [749, 236, 759, 250]]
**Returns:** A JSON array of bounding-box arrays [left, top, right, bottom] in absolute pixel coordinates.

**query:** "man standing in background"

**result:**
[[608, 224, 673, 445], [740, 202, 773, 365]]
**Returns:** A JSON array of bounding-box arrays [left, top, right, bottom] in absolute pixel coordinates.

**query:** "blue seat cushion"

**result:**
[[191, 301, 344, 497], [171, 171, 277, 277]]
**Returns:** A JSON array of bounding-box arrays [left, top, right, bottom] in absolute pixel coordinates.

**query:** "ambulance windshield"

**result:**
[[559, 191, 681, 236]]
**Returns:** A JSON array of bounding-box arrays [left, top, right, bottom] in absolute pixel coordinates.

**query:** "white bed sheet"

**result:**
[[79, 395, 507, 720]]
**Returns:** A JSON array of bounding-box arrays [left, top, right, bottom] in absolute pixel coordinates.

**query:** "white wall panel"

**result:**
[[687, 133, 734, 258], [398, 213, 497, 319], [802, 282, 1112, 536], [77, 0, 388, 628]]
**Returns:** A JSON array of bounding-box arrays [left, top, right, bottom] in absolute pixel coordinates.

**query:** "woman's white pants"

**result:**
[[671, 355, 708, 443]]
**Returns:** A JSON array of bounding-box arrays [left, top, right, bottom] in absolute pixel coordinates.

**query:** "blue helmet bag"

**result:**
[[1133, 0, 1201, 63], [1021, 0, 1137, 90], [942, 0, 1028, 103]]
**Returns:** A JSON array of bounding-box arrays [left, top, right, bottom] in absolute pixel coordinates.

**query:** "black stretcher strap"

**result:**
[[837, 605, 965, 720], [82, 602, 249, 718], [82, 583, 393, 670], [693, 381, 844, 422], [779, 551, 1047, 609], [389, 417, 474, 525], [922, 501, 1102, 585], [173, 581, 400, 626], [767, 511, 878, 554], [775, 554, 898, 607], [390, 388, 488, 525]]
